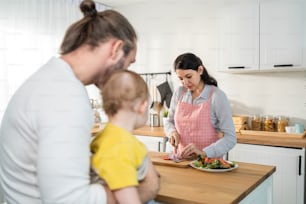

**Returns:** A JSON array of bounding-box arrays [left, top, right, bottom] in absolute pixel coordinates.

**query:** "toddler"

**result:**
[[91, 70, 157, 204]]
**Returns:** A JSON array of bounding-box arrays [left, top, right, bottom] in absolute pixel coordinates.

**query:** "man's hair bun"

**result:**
[[80, 0, 97, 17]]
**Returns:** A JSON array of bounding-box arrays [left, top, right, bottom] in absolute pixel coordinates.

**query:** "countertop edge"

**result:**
[[133, 126, 306, 148]]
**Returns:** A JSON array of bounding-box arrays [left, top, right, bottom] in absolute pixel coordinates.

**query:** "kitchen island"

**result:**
[[136, 126, 305, 204], [150, 151, 276, 204]]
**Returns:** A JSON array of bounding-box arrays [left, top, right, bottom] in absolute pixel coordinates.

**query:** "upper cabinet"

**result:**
[[218, 0, 259, 72], [260, 0, 306, 71], [218, 0, 306, 73]]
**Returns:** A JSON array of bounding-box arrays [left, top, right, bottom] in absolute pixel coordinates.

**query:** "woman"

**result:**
[[164, 53, 236, 159]]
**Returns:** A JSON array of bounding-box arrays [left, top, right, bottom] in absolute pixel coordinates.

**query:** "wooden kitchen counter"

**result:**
[[133, 125, 166, 137], [237, 132, 306, 148], [134, 126, 306, 148], [150, 152, 276, 204]]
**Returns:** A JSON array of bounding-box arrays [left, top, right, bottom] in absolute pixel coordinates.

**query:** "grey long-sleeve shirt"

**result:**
[[164, 84, 236, 158]]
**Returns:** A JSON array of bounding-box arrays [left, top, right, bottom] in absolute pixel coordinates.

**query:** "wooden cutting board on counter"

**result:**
[[148, 151, 191, 168]]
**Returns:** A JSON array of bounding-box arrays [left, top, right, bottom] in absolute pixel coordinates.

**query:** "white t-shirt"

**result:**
[[0, 57, 106, 204]]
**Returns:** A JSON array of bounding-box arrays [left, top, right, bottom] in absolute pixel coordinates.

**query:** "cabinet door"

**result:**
[[218, 0, 259, 71], [135, 135, 163, 152], [228, 143, 305, 204], [260, 0, 306, 70]]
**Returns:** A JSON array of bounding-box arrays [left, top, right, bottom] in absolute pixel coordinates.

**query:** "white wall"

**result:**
[[116, 1, 306, 126], [0, 0, 304, 126], [0, 0, 108, 122]]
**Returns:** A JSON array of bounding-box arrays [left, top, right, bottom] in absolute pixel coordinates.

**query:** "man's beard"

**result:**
[[97, 56, 125, 87]]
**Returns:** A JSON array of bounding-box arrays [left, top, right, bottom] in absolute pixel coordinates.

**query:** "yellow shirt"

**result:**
[[91, 123, 148, 190]]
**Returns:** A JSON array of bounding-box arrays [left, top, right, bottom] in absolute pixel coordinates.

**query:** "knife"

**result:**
[[174, 146, 177, 154], [172, 146, 183, 163]]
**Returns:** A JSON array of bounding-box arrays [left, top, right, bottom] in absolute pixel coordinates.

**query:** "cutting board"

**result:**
[[148, 151, 191, 168]]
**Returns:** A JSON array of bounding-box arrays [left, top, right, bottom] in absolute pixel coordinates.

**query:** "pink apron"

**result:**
[[174, 87, 218, 152]]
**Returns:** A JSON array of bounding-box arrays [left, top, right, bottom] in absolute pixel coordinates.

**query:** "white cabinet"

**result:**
[[260, 0, 306, 71], [218, 0, 259, 72], [228, 143, 305, 204], [136, 135, 161, 152], [240, 176, 273, 204], [218, 0, 306, 72], [135, 135, 172, 152]]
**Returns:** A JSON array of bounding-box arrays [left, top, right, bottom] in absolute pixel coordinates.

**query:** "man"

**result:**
[[0, 1, 159, 203]]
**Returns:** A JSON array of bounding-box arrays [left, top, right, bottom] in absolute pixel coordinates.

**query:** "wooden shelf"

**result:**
[[240, 130, 306, 139]]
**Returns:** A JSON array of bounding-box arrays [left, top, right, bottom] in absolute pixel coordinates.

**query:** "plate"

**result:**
[[189, 161, 238, 172]]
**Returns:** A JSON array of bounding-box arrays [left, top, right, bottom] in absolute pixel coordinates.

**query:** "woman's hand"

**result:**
[[181, 143, 206, 159], [169, 131, 180, 148]]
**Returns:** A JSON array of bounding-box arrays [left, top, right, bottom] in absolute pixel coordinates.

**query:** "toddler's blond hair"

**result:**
[[102, 70, 149, 116]]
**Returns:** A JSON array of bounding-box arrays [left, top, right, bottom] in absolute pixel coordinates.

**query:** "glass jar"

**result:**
[[263, 115, 275, 132], [251, 115, 262, 131], [276, 116, 289, 132]]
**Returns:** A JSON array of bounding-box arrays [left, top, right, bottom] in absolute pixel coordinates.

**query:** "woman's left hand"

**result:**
[[181, 143, 205, 159]]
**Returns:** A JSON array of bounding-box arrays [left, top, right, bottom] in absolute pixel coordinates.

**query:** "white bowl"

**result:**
[[285, 126, 296, 133]]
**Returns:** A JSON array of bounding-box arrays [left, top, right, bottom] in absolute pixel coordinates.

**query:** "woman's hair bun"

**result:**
[[80, 0, 97, 17]]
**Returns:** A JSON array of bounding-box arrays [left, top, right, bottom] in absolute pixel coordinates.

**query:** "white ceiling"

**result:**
[[94, 0, 148, 7]]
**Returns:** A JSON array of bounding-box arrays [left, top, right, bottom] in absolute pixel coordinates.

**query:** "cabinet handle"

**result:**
[[298, 155, 301, 176], [273, 64, 293, 67], [228, 66, 245, 69]]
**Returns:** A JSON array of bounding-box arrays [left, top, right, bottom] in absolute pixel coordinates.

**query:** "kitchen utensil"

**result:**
[[149, 101, 162, 127], [148, 151, 190, 168], [150, 112, 160, 127], [157, 81, 173, 108]]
